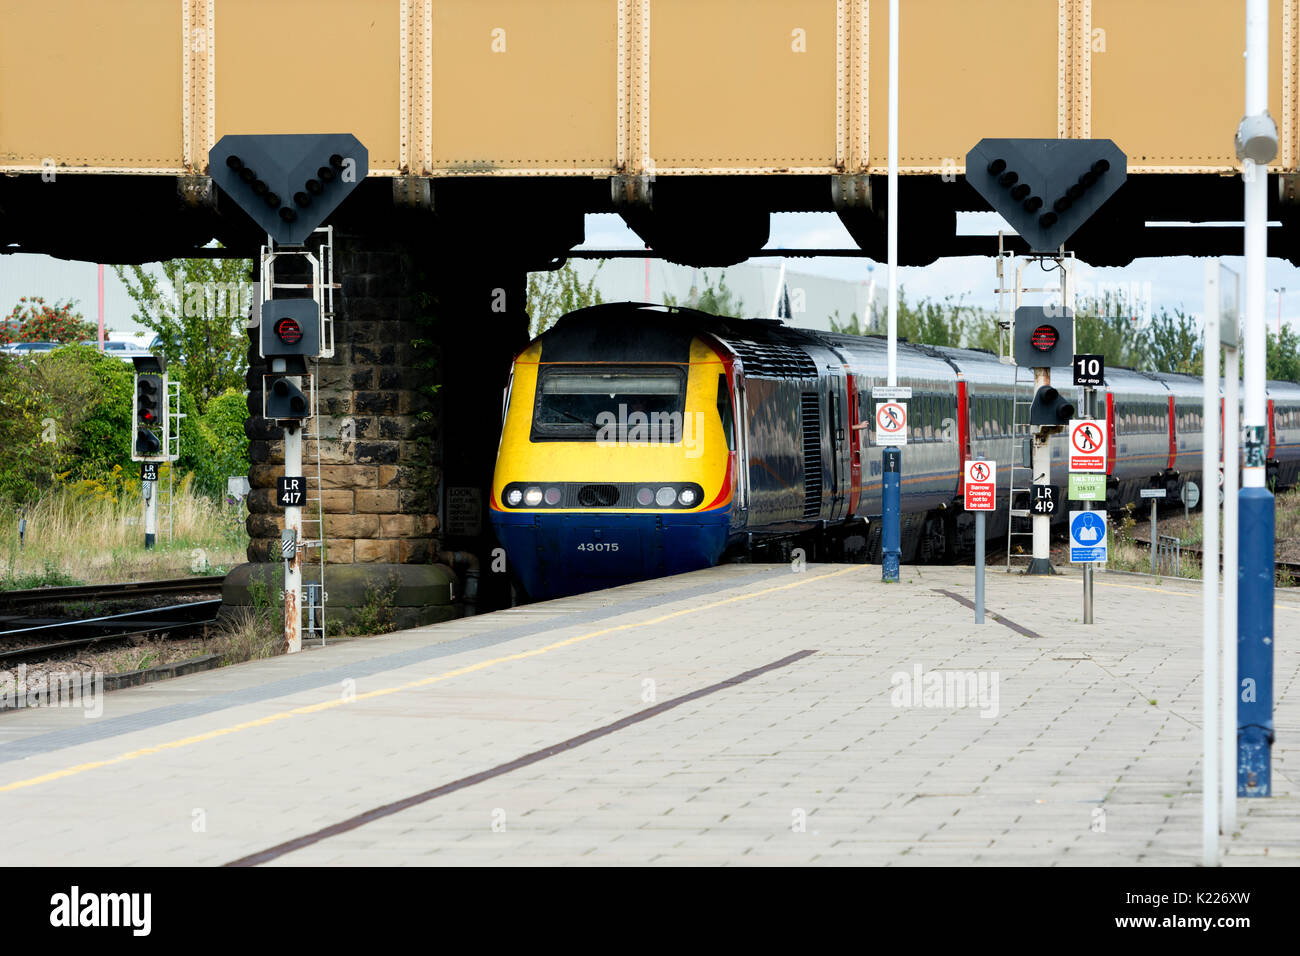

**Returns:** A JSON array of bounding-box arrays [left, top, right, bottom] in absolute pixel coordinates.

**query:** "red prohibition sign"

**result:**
[[969, 462, 990, 482], [877, 403, 905, 432], [1071, 422, 1101, 454]]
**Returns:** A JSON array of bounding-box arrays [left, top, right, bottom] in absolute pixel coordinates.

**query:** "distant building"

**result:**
[[566, 258, 881, 332]]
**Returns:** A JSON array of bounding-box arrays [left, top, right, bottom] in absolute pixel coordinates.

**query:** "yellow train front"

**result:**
[[490, 305, 736, 600]]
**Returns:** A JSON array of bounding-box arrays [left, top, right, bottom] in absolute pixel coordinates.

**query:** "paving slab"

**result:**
[[0, 562, 1295, 866]]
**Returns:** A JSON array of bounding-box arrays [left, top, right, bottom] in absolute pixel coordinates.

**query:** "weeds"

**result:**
[[351, 573, 401, 636], [0, 481, 246, 586]]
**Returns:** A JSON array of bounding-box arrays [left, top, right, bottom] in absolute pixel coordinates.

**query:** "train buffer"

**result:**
[[0, 565, 1296, 866]]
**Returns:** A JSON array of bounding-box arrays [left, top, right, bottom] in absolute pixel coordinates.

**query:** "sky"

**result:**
[[3, 210, 1300, 340]]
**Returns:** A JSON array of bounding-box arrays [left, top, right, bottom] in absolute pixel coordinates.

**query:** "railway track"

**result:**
[[1129, 536, 1300, 581], [0, 599, 223, 667], [0, 574, 225, 609], [0, 576, 227, 668]]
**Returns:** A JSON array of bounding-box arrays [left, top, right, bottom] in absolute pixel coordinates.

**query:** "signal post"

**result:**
[[965, 138, 1127, 576], [208, 133, 368, 653], [130, 355, 177, 550]]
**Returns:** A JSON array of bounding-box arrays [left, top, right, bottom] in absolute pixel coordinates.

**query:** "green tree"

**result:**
[[2, 296, 97, 345], [1147, 307, 1203, 375], [1266, 324, 1300, 382], [0, 345, 132, 502], [665, 271, 745, 318], [1074, 291, 1150, 369], [526, 260, 605, 337], [180, 388, 251, 498], [830, 290, 999, 352], [114, 256, 252, 414]]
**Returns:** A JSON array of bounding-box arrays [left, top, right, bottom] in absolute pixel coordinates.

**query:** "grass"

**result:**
[[0, 478, 247, 588], [1107, 486, 1300, 584]]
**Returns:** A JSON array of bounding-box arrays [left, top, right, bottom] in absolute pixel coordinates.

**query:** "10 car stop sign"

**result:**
[[963, 460, 996, 511], [1067, 419, 1108, 472]]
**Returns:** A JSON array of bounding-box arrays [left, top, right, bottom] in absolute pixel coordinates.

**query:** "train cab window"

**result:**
[[716, 374, 735, 450], [532, 365, 686, 441]]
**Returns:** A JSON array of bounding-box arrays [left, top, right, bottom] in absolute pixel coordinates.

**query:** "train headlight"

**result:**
[[655, 486, 676, 507], [506, 488, 523, 506], [544, 487, 562, 506], [678, 488, 697, 506], [524, 487, 543, 506], [636, 487, 654, 507]]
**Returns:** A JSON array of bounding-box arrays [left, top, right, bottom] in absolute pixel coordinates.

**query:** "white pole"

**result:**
[[770, 260, 787, 320], [886, 0, 899, 387], [1243, 0, 1268, 489], [1222, 338, 1239, 832], [1201, 261, 1221, 866], [284, 415, 303, 655]]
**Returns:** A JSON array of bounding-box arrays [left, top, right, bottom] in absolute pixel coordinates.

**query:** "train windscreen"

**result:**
[[532, 365, 686, 442]]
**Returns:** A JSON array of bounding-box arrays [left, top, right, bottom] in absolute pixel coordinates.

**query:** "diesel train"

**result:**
[[490, 303, 1300, 600]]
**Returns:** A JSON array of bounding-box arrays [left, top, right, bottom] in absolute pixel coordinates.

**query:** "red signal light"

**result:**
[[275, 316, 303, 345], [1031, 324, 1059, 351]]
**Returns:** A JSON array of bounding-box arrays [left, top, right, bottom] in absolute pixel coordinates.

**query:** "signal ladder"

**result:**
[[1005, 365, 1036, 571], [259, 225, 338, 645]]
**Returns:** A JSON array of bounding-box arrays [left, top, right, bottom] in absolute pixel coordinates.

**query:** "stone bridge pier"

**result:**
[[223, 229, 539, 628]]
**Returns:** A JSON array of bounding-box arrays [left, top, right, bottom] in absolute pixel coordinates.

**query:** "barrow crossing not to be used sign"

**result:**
[[963, 460, 996, 511]]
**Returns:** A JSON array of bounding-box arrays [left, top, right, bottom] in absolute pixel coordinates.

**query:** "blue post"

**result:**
[[1237, 485, 1274, 796], [882, 447, 901, 582]]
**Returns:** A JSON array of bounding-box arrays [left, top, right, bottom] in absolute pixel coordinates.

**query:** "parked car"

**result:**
[[79, 339, 149, 362], [1, 341, 59, 355]]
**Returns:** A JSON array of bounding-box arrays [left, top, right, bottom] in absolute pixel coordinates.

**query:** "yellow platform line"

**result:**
[[0, 567, 859, 794]]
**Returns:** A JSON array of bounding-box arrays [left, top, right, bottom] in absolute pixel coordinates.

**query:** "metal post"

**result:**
[[974, 511, 985, 624], [1239, 0, 1275, 799], [284, 414, 303, 655], [882, 0, 901, 584], [882, 448, 901, 581], [17, 517, 25, 550], [1222, 344, 1239, 828], [1026, 368, 1053, 574], [1083, 388, 1094, 624], [1150, 498, 1158, 576], [1201, 259, 1221, 865], [143, 480, 156, 550]]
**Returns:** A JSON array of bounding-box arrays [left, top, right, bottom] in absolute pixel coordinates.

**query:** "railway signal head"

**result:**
[[209, 134, 369, 245], [260, 298, 321, 359], [1013, 305, 1074, 368], [134, 373, 164, 454], [965, 138, 1127, 253], [1029, 385, 1076, 428], [264, 354, 311, 423]]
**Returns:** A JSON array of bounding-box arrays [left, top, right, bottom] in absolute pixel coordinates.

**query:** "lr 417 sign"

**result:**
[[276, 476, 305, 508], [963, 460, 996, 511]]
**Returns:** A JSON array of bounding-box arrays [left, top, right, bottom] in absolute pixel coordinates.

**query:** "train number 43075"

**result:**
[[577, 542, 619, 552]]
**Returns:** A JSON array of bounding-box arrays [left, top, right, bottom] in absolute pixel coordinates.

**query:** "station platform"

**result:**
[[0, 563, 1296, 867]]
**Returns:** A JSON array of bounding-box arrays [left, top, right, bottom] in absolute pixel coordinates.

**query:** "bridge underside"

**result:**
[[2, 172, 1297, 268]]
